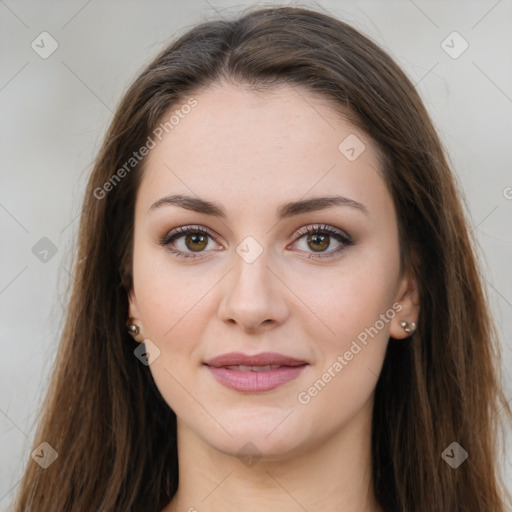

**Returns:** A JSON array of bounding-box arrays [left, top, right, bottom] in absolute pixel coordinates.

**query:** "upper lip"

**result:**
[[204, 351, 308, 367]]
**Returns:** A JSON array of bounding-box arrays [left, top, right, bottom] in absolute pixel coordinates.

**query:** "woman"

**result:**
[[12, 5, 511, 511]]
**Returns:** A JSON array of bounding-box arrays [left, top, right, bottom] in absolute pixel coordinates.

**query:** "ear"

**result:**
[[389, 268, 420, 340], [127, 287, 145, 343]]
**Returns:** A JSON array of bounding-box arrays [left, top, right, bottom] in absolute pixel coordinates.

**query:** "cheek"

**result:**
[[136, 273, 211, 349], [291, 246, 399, 409], [133, 240, 214, 342], [290, 248, 399, 348], [294, 294, 393, 435], [133, 258, 216, 413]]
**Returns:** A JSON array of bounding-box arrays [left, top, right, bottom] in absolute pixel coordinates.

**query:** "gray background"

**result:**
[[1, 0, 511, 508]]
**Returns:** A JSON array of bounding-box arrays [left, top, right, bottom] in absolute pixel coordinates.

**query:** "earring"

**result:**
[[127, 322, 139, 336], [400, 321, 416, 334]]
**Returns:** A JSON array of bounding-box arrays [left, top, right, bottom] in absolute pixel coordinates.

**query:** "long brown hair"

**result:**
[[12, 6, 511, 511]]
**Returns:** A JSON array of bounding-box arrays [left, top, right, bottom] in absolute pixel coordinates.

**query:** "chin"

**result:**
[[197, 412, 312, 461]]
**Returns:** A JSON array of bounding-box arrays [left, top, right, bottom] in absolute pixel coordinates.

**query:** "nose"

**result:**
[[217, 250, 290, 333]]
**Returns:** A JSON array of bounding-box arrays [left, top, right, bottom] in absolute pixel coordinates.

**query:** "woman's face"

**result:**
[[128, 81, 418, 458]]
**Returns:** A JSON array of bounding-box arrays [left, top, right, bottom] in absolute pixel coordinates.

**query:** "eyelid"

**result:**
[[160, 225, 221, 245], [158, 225, 223, 259], [288, 224, 354, 259], [292, 224, 352, 243]]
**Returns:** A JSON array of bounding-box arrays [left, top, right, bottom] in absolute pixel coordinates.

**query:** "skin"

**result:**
[[128, 81, 419, 512]]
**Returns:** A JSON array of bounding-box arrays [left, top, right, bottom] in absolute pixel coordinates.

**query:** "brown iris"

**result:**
[[185, 233, 208, 252], [307, 233, 329, 252]]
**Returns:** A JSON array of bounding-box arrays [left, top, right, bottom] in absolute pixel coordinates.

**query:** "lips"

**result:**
[[204, 352, 309, 392], [223, 364, 283, 371], [204, 351, 308, 368]]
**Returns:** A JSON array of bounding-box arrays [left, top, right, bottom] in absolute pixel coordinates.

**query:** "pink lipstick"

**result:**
[[204, 351, 309, 392]]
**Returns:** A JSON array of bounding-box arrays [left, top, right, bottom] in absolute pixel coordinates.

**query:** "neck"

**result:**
[[163, 399, 383, 512]]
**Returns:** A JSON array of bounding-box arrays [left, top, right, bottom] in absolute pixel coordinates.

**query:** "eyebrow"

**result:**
[[148, 194, 368, 218]]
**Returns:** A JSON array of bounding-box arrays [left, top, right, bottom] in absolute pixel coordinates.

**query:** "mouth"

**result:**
[[203, 352, 309, 392], [216, 364, 293, 371]]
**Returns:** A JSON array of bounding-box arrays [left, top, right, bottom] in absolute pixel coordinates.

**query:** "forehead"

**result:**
[[136, 82, 389, 219]]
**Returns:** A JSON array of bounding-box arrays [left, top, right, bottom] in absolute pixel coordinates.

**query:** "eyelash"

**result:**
[[158, 224, 354, 260]]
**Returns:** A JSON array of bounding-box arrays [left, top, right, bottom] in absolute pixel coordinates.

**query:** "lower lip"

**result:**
[[205, 364, 308, 392]]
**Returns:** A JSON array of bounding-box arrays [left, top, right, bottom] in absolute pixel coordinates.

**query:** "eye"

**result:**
[[158, 223, 354, 260], [158, 225, 220, 259], [290, 224, 354, 259]]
